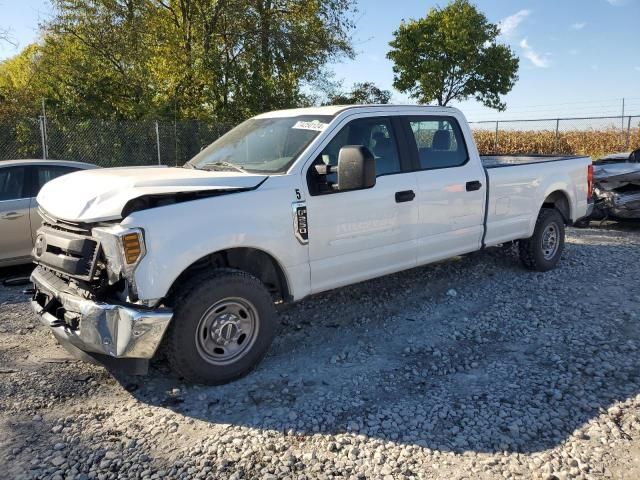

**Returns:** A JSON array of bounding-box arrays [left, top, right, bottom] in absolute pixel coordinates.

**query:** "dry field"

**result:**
[[472, 128, 640, 159]]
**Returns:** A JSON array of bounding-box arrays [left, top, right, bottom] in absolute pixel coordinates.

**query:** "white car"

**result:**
[[0, 159, 97, 266], [29, 105, 593, 384]]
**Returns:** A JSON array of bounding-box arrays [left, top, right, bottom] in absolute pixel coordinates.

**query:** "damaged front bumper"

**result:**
[[592, 154, 640, 220], [31, 267, 172, 364]]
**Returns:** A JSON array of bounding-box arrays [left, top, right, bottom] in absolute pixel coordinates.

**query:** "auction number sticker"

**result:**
[[292, 120, 328, 132]]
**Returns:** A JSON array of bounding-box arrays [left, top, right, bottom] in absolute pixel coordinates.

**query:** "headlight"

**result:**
[[92, 226, 146, 293]]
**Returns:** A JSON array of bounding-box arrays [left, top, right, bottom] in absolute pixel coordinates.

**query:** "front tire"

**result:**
[[165, 269, 277, 385], [519, 208, 565, 272]]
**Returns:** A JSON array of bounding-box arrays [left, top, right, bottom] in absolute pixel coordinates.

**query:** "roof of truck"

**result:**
[[254, 104, 460, 119]]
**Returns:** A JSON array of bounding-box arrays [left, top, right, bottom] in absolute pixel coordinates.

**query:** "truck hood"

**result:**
[[37, 166, 268, 223]]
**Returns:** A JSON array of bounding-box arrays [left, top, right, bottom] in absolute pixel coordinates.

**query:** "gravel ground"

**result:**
[[1, 224, 639, 480]]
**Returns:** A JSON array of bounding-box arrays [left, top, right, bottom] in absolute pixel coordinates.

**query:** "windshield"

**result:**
[[187, 115, 333, 174]]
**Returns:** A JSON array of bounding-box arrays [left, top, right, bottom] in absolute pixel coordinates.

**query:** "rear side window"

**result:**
[[36, 166, 78, 193], [0, 166, 26, 201], [408, 117, 468, 170]]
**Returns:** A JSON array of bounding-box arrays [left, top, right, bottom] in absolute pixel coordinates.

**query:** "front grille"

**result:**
[[34, 210, 100, 281], [38, 207, 92, 235]]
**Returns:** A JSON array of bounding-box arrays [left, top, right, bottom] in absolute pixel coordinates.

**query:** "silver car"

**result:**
[[0, 159, 98, 266]]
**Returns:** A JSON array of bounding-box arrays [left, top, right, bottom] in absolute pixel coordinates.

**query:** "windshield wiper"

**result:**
[[201, 161, 247, 173]]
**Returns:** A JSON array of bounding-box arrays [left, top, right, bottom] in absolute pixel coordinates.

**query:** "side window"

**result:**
[[36, 166, 77, 194], [318, 117, 401, 177], [0, 167, 27, 201], [408, 117, 468, 170]]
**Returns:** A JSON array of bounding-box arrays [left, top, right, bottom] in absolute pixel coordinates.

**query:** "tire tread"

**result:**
[[164, 268, 276, 385], [519, 208, 565, 272]]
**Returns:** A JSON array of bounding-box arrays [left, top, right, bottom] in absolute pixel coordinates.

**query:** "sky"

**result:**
[[1, 0, 639, 121]]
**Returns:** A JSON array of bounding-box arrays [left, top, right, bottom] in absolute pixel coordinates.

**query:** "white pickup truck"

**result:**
[[30, 105, 593, 384]]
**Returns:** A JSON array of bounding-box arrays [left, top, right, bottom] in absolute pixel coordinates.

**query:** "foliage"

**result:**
[[326, 81, 392, 105], [0, 0, 357, 122], [387, 0, 518, 110], [0, 45, 44, 119]]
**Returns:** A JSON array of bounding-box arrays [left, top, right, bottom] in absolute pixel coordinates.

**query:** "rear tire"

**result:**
[[165, 269, 277, 385], [519, 208, 565, 272]]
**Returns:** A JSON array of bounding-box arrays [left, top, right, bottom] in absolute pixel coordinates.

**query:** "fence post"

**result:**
[[38, 116, 48, 160], [155, 120, 161, 165], [554, 118, 560, 154], [626, 116, 632, 151], [494, 121, 499, 153]]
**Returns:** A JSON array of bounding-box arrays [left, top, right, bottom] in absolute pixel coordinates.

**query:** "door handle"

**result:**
[[466, 180, 482, 192], [1, 211, 24, 220], [395, 190, 416, 203]]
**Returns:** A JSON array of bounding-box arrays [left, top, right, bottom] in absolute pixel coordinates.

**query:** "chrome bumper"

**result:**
[[30, 268, 172, 359]]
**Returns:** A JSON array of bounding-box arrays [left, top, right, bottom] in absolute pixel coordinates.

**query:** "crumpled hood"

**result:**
[[37, 166, 267, 222]]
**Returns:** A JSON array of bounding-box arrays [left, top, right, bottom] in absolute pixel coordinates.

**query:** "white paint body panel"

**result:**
[[37, 166, 267, 222], [32, 105, 592, 303], [484, 157, 590, 246], [306, 173, 419, 294]]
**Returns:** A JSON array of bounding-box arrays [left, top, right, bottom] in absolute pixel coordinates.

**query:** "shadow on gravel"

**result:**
[[0, 264, 34, 284], [111, 232, 640, 456], [582, 218, 640, 232]]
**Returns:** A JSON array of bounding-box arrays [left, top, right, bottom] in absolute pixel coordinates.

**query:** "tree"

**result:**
[[0, 0, 358, 122], [327, 81, 392, 105], [0, 45, 46, 118], [387, 0, 518, 110], [0, 23, 15, 46]]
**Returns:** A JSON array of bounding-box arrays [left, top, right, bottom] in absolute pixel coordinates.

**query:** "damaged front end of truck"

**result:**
[[591, 149, 640, 220]]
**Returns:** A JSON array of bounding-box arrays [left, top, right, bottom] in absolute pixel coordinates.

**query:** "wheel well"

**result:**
[[167, 248, 290, 304], [542, 191, 571, 223]]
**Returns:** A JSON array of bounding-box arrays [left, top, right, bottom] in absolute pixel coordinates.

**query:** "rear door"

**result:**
[[0, 166, 33, 264], [401, 115, 486, 264], [304, 115, 419, 293]]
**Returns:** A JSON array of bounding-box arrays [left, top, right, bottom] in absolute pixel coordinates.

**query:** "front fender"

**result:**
[[120, 177, 310, 302]]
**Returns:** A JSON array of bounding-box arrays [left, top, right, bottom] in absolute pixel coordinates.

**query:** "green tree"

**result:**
[[327, 81, 392, 105], [0, 0, 357, 122], [0, 45, 46, 118], [387, 0, 518, 110]]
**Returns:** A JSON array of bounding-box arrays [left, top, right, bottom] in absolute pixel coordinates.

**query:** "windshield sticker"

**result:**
[[292, 120, 328, 132]]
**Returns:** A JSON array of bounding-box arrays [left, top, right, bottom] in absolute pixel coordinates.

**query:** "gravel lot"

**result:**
[[1, 224, 639, 480]]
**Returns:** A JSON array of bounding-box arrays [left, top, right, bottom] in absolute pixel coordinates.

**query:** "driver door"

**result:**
[[304, 115, 418, 294]]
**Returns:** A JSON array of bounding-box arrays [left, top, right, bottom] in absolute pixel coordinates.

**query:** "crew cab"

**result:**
[[29, 105, 593, 384]]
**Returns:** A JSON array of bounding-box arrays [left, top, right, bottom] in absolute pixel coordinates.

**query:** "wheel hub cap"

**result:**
[[211, 315, 241, 346], [542, 223, 559, 260], [195, 298, 260, 366]]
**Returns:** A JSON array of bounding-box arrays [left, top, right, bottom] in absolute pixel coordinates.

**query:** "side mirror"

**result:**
[[336, 145, 376, 191]]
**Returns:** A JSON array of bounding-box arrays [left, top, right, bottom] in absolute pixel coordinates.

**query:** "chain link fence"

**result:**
[[2, 114, 640, 166], [469, 115, 640, 159], [0, 116, 231, 167]]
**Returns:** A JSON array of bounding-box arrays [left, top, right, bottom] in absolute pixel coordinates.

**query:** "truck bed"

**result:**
[[481, 154, 586, 168]]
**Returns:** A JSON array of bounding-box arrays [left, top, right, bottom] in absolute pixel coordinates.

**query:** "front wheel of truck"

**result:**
[[519, 208, 565, 272], [165, 269, 277, 385]]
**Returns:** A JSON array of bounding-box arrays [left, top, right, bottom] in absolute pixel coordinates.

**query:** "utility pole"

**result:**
[[155, 121, 161, 165], [40, 98, 49, 160]]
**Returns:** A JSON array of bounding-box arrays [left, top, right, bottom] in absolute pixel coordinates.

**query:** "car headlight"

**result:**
[[92, 225, 146, 293]]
